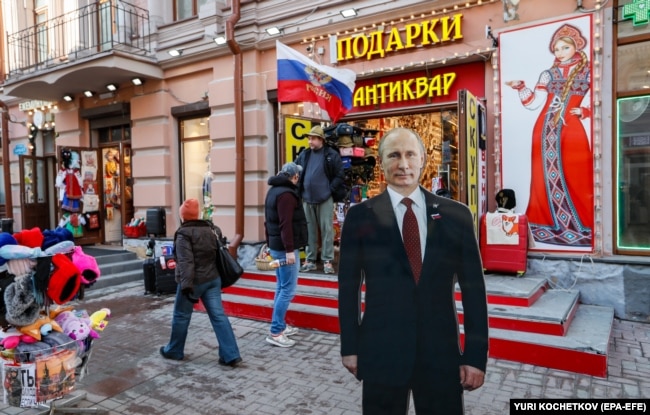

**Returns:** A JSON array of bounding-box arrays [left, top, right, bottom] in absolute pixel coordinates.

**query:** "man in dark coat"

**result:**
[[338, 128, 489, 414], [295, 125, 345, 274], [264, 162, 308, 348]]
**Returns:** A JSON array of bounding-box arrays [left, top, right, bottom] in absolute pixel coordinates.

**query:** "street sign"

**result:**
[[13, 143, 28, 155]]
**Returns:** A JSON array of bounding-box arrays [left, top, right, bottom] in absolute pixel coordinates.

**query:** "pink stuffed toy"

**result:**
[[54, 310, 99, 344], [71, 246, 101, 285], [0, 329, 37, 350]]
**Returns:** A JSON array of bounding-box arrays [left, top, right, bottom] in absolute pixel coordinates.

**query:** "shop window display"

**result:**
[[322, 110, 459, 244], [344, 110, 459, 201], [180, 117, 211, 218], [616, 95, 650, 250]]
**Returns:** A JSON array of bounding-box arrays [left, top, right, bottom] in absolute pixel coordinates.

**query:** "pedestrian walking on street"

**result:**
[[160, 198, 242, 366], [295, 125, 346, 274], [338, 128, 489, 414], [264, 162, 308, 348]]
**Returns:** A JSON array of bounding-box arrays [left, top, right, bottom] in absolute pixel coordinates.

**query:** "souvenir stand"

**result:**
[[0, 226, 110, 413], [323, 123, 380, 248]]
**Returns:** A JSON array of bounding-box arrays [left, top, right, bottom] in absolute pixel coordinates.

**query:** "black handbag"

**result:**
[[215, 234, 243, 289]]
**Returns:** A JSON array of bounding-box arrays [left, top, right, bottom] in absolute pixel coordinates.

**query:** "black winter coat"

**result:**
[[295, 145, 346, 201], [265, 174, 308, 252], [173, 220, 223, 290]]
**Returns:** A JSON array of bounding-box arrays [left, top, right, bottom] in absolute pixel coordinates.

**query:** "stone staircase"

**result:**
[[220, 268, 614, 378], [90, 245, 615, 378], [82, 247, 144, 291]]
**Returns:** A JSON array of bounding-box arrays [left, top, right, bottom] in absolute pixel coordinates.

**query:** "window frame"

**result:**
[[613, 1, 650, 255]]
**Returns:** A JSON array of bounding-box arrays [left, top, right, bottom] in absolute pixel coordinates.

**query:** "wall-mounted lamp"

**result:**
[[340, 8, 358, 18], [62, 94, 73, 102], [106, 83, 118, 92], [265, 26, 282, 36], [131, 77, 144, 86], [83, 90, 94, 98], [486, 25, 498, 48], [214, 36, 227, 45], [168, 49, 182, 57]]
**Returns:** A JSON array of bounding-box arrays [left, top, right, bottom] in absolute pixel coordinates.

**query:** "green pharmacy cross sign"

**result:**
[[623, 0, 650, 26]]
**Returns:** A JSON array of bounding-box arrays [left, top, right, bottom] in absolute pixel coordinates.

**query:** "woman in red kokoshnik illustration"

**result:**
[[506, 23, 593, 247]]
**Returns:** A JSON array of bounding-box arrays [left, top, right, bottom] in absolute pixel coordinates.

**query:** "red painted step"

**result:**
[[221, 269, 613, 377]]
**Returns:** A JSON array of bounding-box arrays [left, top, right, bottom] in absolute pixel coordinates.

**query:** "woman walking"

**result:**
[[160, 198, 242, 366]]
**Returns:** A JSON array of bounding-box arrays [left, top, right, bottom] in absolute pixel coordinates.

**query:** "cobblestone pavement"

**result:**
[[1, 281, 648, 415]]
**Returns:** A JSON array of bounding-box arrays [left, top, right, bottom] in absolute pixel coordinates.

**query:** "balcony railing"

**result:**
[[5, 1, 151, 78]]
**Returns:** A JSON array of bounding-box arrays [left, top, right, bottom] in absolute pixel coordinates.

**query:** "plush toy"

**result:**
[[89, 308, 111, 331], [0, 328, 37, 350], [104, 149, 119, 177], [54, 310, 99, 342], [16, 314, 63, 341]]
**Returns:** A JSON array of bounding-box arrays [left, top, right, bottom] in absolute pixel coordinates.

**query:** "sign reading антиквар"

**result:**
[[510, 399, 648, 414]]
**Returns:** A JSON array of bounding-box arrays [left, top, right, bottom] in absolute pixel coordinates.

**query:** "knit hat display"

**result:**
[[179, 198, 200, 221], [13, 227, 44, 249], [0, 233, 18, 266], [41, 228, 74, 251], [279, 162, 303, 178], [71, 246, 100, 285], [0, 271, 15, 329], [33, 256, 53, 306], [337, 135, 354, 148], [4, 275, 40, 326], [6, 258, 36, 278], [47, 253, 81, 305]]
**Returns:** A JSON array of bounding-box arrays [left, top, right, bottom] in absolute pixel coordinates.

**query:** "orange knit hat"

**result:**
[[179, 198, 200, 221]]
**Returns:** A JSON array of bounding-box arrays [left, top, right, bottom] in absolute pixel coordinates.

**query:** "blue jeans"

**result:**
[[162, 278, 240, 362], [269, 248, 299, 335]]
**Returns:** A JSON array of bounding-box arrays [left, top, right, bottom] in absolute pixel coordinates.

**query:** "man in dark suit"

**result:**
[[338, 127, 489, 414]]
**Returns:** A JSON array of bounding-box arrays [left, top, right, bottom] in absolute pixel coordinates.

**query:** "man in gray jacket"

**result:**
[[295, 125, 345, 274]]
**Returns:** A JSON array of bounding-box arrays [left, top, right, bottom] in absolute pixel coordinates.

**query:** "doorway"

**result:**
[[100, 143, 133, 243], [20, 155, 56, 230]]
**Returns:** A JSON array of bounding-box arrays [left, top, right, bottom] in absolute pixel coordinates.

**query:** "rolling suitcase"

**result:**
[[143, 258, 156, 294], [479, 211, 529, 276], [146, 207, 166, 236], [153, 255, 178, 295]]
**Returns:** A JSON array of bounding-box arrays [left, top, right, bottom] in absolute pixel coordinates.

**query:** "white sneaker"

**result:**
[[265, 333, 296, 348], [283, 325, 299, 337]]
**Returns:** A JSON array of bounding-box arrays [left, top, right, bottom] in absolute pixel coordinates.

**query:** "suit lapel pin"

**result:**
[[431, 204, 442, 220]]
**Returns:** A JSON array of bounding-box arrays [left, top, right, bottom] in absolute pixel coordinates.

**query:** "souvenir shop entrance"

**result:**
[[99, 142, 133, 244], [55, 128, 132, 246], [19, 155, 57, 231], [344, 108, 462, 201]]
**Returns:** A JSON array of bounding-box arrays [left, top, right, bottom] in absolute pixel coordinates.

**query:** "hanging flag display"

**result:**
[[276, 41, 356, 123]]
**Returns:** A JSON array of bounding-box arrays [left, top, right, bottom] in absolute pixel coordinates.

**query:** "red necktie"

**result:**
[[401, 198, 422, 283]]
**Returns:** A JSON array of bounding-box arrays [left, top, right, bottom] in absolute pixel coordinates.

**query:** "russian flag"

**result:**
[[276, 41, 356, 123]]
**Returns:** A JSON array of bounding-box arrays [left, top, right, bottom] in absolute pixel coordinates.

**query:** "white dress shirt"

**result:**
[[386, 187, 427, 259]]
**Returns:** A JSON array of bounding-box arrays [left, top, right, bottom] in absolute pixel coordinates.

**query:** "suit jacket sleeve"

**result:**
[[455, 203, 489, 371], [338, 203, 365, 357]]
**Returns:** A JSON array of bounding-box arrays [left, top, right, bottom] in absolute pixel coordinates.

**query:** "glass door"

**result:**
[[98, 123, 132, 243], [20, 155, 53, 230]]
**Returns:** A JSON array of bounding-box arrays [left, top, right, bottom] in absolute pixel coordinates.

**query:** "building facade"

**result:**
[[1, 0, 649, 319]]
